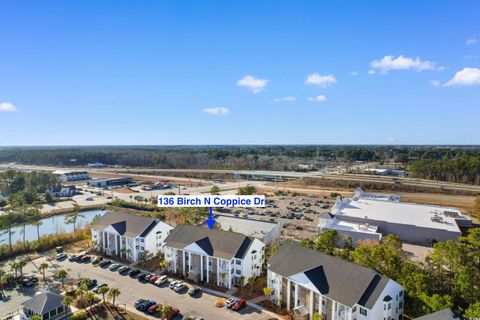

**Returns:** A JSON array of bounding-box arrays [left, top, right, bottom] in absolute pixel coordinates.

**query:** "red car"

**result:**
[[149, 275, 160, 284], [147, 304, 161, 315], [232, 299, 247, 311], [163, 307, 180, 319]]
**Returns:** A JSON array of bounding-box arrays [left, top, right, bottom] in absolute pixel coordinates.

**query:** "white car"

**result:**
[[169, 280, 180, 289], [173, 282, 185, 292], [225, 298, 237, 308], [155, 275, 168, 286]]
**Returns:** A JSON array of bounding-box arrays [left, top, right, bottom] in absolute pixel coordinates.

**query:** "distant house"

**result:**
[[53, 170, 91, 183], [213, 214, 281, 244], [87, 177, 133, 189], [91, 211, 173, 262], [46, 186, 78, 198], [414, 308, 464, 320], [87, 162, 107, 167], [22, 291, 67, 320], [267, 243, 405, 320], [163, 225, 265, 288]]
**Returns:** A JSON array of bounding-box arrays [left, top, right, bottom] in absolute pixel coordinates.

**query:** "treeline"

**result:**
[[300, 229, 480, 318], [0, 170, 59, 204], [1, 146, 480, 184], [408, 156, 480, 185]]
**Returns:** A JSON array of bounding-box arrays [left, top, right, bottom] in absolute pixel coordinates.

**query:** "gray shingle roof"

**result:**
[[414, 308, 464, 320], [164, 225, 255, 260], [22, 291, 64, 315], [268, 243, 391, 308], [91, 211, 157, 238]]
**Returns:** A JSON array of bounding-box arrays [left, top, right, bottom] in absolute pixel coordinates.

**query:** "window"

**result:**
[[384, 304, 386, 310], [360, 308, 367, 316], [399, 290, 403, 297], [388, 303, 391, 310], [399, 302, 403, 309], [352, 306, 357, 312], [236, 259, 242, 265], [236, 270, 241, 275]]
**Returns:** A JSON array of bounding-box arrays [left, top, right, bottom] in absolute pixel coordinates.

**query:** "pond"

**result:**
[[0, 209, 107, 245]]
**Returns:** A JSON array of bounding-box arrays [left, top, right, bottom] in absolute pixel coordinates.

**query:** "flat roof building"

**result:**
[[53, 170, 91, 182], [328, 188, 472, 246], [213, 213, 280, 244], [87, 177, 133, 188]]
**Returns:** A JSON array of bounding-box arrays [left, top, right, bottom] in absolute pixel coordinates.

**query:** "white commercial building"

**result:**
[[267, 243, 405, 320], [328, 188, 472, 246], [91, 212, 173, 262], [213, 214, 281, 244], [54, 170, 91, 182], [163, 225, 265, 289]]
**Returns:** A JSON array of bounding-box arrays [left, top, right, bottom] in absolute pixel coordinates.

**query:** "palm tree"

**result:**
[[98, 285, 109, 304], [65, 203, 84, 231], [85, 291, 96, 309], [62, 296, 74, 319], [55, 269, 68, 287], [10, 262, 19, 278], [0, 269, 6, 295], [17, 260, 27, 277], [76, 284, 88, 300], [108, 288, 121, 306], [247, 276, 256, 294], [39, 262, 49, 281], [31, 220, 43, 241]]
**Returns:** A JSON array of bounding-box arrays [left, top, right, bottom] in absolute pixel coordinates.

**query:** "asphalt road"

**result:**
[[54, 258, 271, 320]]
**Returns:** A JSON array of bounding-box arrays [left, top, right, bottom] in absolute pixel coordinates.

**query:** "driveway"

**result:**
[[51, 258, 271, 320]]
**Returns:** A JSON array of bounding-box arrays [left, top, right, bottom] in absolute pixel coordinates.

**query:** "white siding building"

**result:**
[[267, 243, 405, 320], [91, 212, 173, 262], [54, 170, 91, 182], [163, 225, 265, 289], [214, 214, 281, 244]]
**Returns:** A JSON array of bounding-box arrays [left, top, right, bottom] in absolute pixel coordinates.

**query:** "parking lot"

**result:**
[[54, 258, 272, 320]]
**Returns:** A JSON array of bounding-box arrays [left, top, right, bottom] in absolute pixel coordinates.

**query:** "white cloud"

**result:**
[[429, 80, 441, 87], [466, 38, 478, 45], [0, 102, 17, 112], [307, 95, 327, 103], [273, 96, 296, 102], [368, 69, 376, 75], [350, 71, 358, 76], [305, 73, 337, 87], [370, 55, 436, 74], [464, 54, 478, 60], [203, 107, 230, 115], [237, 75, 268, 93], [443, 67, 480, 87], [385, 137, 397, 142]]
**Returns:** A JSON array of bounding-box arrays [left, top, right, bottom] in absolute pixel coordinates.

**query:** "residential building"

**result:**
[[22, 291, 68, 320], [267, 243, 405, 320], [53, 170, 91, 182], [414, 308, 464, 320], [213, 213, 281, 244], [46, 186, 78, 198], [328, 188, 472, 246], [87, 162, 107, 167], [87, 177, 133, 188], [90, 211, 173, 262], [163, 225, 265, 289]]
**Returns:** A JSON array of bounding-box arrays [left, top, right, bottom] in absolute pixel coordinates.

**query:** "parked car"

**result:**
[[169, 280, 180, 289], [163, 307, 180, 319], [56, 253, 67, 260], [129, 269, 141, 277], [93, 283, 108, 293], [109, 263, 121, 271], [20, 276, 38, 287], [155, 275, 168, 286], [134, 299, 147, 310], [188, 286, 201, 297], [232, 299, 247, 311], [225, 298, 237, 308], [81, 255, 92, 263], [68, 254, 80, 262], [147, 303, 161, 315], [136, 299, 156, 312], [118, 266, 130, 274], [91, 257, 103, 265], [137, 273, 147, 281], [186, 317, 204, 320], [99, 260, 112, 267], [144, 274, 155, 282], [173, 282, 185, 292], [149, 275, 160, 284]]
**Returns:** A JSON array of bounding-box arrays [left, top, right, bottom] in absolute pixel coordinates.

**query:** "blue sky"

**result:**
[[0, 1, 479, 145]]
